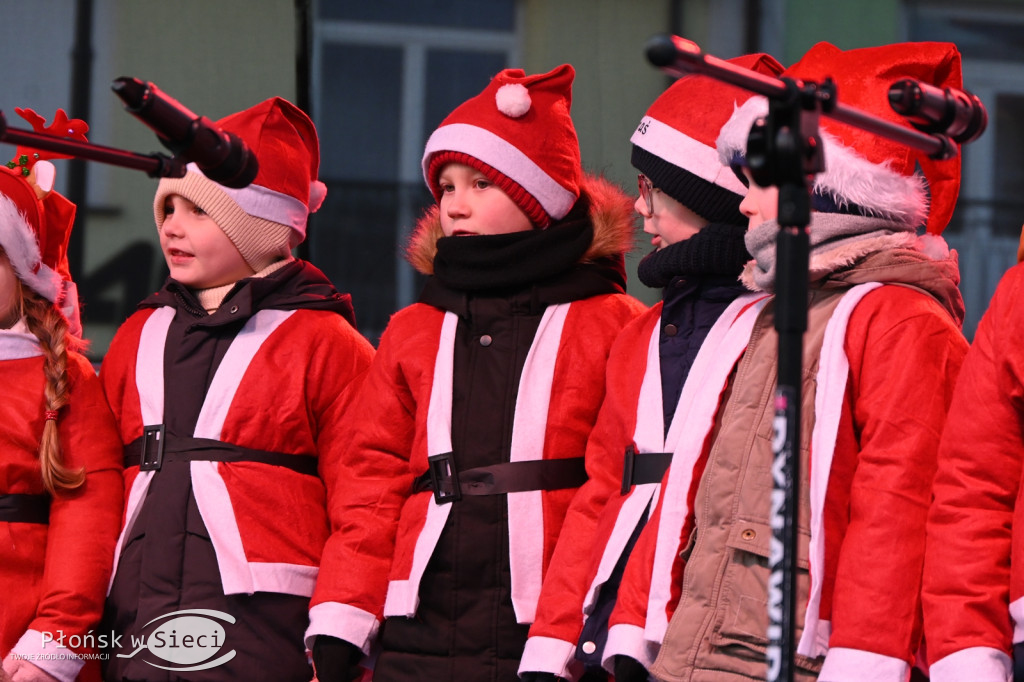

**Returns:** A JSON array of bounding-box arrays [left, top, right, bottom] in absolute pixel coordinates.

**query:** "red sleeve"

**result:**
[[312, 316, 376, 482], [924, 264, 1024, 664], [99, 311, 150, 446], [528, 315, 653, 646], [310, 309, 441, 647], [827, 285, 968, 664], [602, 484, 673, 669]]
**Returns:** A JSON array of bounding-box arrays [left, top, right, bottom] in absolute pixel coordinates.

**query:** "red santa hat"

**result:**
[[422, 64, 582, 228], [717, 41, 964, 234], [154, 97, 327, 271], [631, 53, 784, 224], [0, 108, 86, 335]]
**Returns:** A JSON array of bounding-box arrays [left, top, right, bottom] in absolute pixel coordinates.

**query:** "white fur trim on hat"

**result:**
[[715, 97, 768, 168], [496, 83, 532, 118], [716, 97, 928, 227], [183, 163, 312, 236], [421, 123, 578, 220], [0, 193, 60, 302], [631, 115, 747, 195]]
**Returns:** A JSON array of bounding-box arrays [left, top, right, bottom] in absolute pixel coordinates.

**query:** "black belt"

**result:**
[[621, 446, 672, 494], [0, 493, 50, 524], [124, 425, 318, 477], [411, 452, 588, 504]]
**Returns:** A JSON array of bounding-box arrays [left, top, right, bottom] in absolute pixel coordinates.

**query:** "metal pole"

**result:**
[[66, 0, 94, 281]]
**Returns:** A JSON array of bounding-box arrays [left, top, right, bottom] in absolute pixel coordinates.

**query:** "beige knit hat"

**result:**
[[154, 97, 327, 272]]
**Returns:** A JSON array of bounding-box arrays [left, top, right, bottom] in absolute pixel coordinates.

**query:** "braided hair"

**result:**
[[17, 274, 85, 493]]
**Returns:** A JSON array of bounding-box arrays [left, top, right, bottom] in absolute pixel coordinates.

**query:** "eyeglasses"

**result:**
[[637, 174, 656, 216]]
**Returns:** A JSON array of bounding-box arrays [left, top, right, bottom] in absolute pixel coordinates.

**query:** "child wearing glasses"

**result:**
[[306, 65, 645, 682], [517, 54, 783, 682], [608, 41, 969, 681]]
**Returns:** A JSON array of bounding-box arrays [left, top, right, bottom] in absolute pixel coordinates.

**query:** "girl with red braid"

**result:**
[[0, 110, 123, 682]]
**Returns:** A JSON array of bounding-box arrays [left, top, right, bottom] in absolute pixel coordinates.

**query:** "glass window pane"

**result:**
[[318, 0, 516, 31], [911, 14, 1024, 61], [992, 94, 1024, 236], [308, 180, 432, 343], [423, 49, 509, 137], [318, 44, 403, 182]]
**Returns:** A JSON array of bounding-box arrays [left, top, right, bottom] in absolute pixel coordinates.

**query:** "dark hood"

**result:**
[[138, 259, 358, 328]]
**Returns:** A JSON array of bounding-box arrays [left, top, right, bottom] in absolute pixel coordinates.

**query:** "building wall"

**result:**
[[779, 0, 902, 62]]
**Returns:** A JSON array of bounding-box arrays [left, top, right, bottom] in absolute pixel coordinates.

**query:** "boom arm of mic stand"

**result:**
[[644, 34, 958, 160], [0, 110, 187, 179]]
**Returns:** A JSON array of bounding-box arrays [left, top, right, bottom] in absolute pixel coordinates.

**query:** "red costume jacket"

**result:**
[[924, 262, 1024, 681], [309, 177, 647, 659], [100, 266, 374, 600], [1, 327, 123, 682]]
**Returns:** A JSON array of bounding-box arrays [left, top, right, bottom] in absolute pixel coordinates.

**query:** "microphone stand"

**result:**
[[646, 35, 957, 159], [644, 34, 962, 682], [0, 110, 187, 179]]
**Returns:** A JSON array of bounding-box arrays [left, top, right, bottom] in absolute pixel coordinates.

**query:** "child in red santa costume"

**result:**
[[307, 64, 646, 682], [98, 98, 374, 681], [0, 109, 123, 682], [517, 53, 783, 682], [605, 41, 969, 681], [923, 167, 1024, 681]]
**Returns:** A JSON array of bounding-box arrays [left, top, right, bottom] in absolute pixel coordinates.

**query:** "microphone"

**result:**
[[888, 78, 987, 145], [111, 77, 259, 188], [644, 34, 702, 77]]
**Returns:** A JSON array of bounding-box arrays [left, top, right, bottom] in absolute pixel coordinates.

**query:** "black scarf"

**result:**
[[637, 221, 750, 288], [432, 216, 598, 293]]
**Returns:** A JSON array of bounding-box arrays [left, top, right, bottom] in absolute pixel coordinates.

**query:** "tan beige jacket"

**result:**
[[612, 234, 966, 681]]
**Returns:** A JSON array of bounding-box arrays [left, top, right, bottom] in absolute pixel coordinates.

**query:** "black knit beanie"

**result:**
[[632, 145, 745, 225]]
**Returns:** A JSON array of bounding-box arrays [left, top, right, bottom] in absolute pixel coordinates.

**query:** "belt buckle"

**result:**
[[139, 424, 166, 471], [427, 451, 461, 504], [621, 445, 637, 496]]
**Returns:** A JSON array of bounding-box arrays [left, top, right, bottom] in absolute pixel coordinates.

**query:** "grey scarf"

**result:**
[[742, 213, 910, 292]]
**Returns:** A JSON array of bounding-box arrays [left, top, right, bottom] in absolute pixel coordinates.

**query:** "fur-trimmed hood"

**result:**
[[405, 173, 635, 276], [819, 232, 965, 326]]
